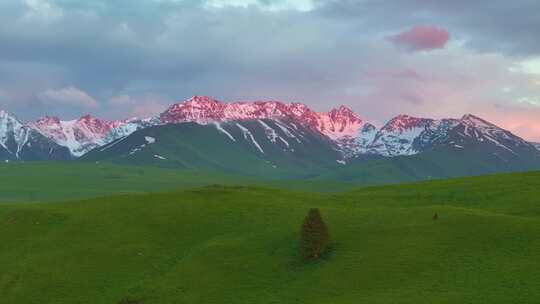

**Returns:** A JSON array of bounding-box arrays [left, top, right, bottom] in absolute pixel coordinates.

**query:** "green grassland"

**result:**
[[0, 162, 250, 202], [4, 144, 540, 204], [2, 170, 540, 303], [321, 145, 540, 185], [0, 162, 357, 202]]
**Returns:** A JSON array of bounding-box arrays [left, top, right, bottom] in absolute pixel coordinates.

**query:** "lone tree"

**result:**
[[300, 208, 329, 260]]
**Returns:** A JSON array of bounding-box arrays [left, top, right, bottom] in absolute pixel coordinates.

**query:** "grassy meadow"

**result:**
[[0, 162, 358, 203], [1, 165, 540, 303]]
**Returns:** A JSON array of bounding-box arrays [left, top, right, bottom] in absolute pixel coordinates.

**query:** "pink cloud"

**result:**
[[389, 26, 450, 51], [482, 104, 540, 142]]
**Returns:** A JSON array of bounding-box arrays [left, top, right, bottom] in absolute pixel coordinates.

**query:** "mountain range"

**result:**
[[2, 95, 540, 181]]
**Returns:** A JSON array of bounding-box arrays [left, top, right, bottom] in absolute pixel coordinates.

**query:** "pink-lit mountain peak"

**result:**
[[331, 104, 356, 115], [161, 96, 366, 139], [36, 114, 110, 127], [30, 114, 130, 157], [460, 113, 497, 128], [327, 105, 362, 123], [77, 113, 102, 123], [161, 96, 226, 123], [34, 114, 116, 137], [35, 115, 61, 125], [315, 105, 364, 138], [76, 114, 117, 133], [383, 114, 432, 131], [6, 95, 538, 162], [181, 95, 224, 110], [164, 96, 272, 121]]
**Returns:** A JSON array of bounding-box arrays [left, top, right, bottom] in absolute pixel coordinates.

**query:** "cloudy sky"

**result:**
[[1, 0, 540, 140]]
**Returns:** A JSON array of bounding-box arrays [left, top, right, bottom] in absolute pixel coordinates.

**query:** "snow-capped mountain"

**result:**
[[456, 114, 529, 148], [160, 96, 539, 161], [30, 115, 108, 157], [0, 110, 27, 158], [0, 110, 70, 161], [344, 113, 539, 159], [445, 114, 538, 156], [365, 115, 435, 156], [357, 115, 461, 157], [160, 96, 365, 141], [2, 95, 540, 165], [25, 95, 362, 157], [102, 117, 159, 145], [82, 118, 343, 173], [29, 115, 154, 156], [334, 123, 377, 158], [81, 105, 540, 180]]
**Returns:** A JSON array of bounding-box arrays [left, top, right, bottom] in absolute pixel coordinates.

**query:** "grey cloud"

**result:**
[[0, 0, 539, 143], [317, 0, 540, 56], [0, 0, 383, 120], [38, 86, 98, 108]]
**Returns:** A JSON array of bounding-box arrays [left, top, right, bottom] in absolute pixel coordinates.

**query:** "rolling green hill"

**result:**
[[1, 171, 540, 303], [3, 155, 540, 203], [324, 145, 540, 185], [0, 162, 356, 202]]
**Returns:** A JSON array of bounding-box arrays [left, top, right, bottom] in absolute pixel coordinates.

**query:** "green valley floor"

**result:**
[[1, 165, 540, 303]]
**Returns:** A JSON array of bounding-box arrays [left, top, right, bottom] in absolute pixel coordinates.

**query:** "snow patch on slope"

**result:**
[[213, 122, 236, 142], [236, 123, 264, 154], [274, 120, 300, 142], [144, 136, 156, 144], [258, 120, 279, 143], [258, 120, 292, 149]]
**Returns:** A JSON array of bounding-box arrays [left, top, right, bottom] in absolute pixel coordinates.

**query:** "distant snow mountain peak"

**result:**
[[0, 110, 26, 155], [160, 96, 366, 140], [31, 115, 107, 157], [0, 110, 70, 160], [1, 96, 539, 164], [383, 114, 432, 131], [29, 113, 152, 156]]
